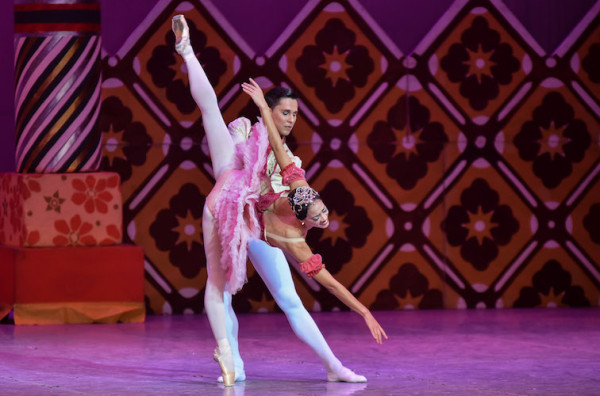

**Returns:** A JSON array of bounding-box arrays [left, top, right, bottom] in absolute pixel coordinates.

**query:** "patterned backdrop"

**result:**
[[99, 0, 600, 314]]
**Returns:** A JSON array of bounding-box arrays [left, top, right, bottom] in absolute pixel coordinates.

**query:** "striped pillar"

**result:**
[[14, 0, 102, 173]]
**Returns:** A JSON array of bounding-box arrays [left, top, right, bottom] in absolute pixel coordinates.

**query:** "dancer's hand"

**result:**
[[241, 78, 269, 110], [364, 312, 388, 344]]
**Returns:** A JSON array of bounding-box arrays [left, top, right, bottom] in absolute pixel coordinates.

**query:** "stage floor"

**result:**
[[1, 308, 599, 395]]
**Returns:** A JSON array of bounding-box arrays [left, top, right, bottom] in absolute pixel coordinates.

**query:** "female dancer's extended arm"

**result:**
[[286, 241, 388, 344]]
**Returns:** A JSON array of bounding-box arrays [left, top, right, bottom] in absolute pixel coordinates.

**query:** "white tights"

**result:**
[[244, 239, 343, 372], [182, 48, 233, 181]]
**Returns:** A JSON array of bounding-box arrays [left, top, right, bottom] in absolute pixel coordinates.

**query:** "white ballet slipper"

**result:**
[[327, 366, 367, 383]]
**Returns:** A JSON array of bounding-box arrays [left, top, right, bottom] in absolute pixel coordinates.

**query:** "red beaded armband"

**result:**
[[299, 254, 323, 278], [281, 163, 306, 186]]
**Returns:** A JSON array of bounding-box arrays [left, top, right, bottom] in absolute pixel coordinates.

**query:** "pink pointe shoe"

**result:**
[[171, 14, 191, 55], [213, 346, 235, 387], [217, 368, 246, 383]]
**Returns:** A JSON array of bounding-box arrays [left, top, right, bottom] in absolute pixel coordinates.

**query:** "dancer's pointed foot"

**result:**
[[327, 366, 367, 383], [171, 14, 191, 56], [217, 368, 246, 383], [213, 346, 235, 386]]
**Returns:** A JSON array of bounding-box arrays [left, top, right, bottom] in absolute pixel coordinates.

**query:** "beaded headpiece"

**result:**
[[288, 186, 321, 220]]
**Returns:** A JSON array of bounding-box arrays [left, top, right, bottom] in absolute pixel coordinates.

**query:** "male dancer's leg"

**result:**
[[223, 291, 246, 381], [246, 239, 367, 382]]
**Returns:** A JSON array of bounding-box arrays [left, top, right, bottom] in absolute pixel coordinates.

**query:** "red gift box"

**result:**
[[0, 172, 123, 247], [0, 244, 145, 324]]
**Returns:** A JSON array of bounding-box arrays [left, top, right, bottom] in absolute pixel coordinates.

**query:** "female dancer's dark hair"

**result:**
[[288, 186, 321, 221]]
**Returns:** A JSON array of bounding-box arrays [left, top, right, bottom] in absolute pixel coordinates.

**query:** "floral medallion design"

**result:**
[[307, 179, 372, 274], [440, 16, 520, 111], [513, 92, 591, 189], [367, 95, 448, 190], [100, 97, 152, 183], [147, 19, 227, 114], [95, 1, 600, 311], [514, 260, 590, 307], [296, 18, 374, 114], [371, 263, 444, 309], [442, 178, 519, 271], [149, 183, 205, 278]]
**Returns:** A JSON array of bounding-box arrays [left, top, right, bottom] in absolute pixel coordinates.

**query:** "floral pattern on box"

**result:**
[[0, 172, 122, 247]]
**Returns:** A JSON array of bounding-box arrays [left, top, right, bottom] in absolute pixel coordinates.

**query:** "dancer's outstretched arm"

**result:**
[[286, 241, 388, 345]]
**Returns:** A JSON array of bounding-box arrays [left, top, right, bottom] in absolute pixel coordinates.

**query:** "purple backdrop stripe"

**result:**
[[112, 0, 175, 59], [113, 0, 254, 60], [413, 0, 469, 56], [98, 0, 599, 312], [348, 0, 402, 59], [2, 0, 597, 173], [265, 0, 321, 58], [571, 81, 600, 117], [565, 241, 600, 284], [554, 1, 600, 57], [198, 0, 256, 59], [566, 162, 600, 207], [490, 0, 546, 56]]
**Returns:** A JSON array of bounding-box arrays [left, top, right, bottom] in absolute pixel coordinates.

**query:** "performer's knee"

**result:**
[[205, 280, 224, 304], [273, 287, 304, 312]]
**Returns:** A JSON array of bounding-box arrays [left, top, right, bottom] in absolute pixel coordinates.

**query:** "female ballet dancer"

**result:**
[[173, 15, 260, 386], [172, 15, 386, 386], [241, 77, 387, 344]]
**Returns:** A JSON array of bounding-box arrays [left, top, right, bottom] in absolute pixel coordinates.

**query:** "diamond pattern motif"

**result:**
[[100, 0, 600, 313], [427, 8, 529, 120]]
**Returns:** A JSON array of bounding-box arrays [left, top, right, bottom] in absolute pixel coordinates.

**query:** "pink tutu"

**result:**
[[212, 118, 269, 294]]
